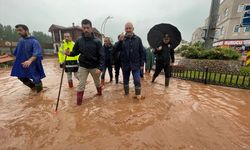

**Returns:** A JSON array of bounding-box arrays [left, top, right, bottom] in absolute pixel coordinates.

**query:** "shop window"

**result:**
[[234, 25, 241, 33], [224, 8, 229, 17], [237, 4, 245, 12], [220, 27, 225, 35], [244, 26, 250, 32]]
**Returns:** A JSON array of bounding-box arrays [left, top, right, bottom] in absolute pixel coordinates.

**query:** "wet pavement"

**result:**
[[0, 58, 250, 150]]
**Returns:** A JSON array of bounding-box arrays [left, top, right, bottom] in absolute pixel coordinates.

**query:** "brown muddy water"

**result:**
[[0, 58, 249, 150]]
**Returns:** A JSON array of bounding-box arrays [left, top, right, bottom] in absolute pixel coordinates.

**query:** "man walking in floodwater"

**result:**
[[152, 34, 175, 87], [101, 37, 113, 86], [114, 22, 144, 99], [65, 19, 104, 106], [11, 24, 45, 93], [58, 33, 79, 88], [113, 35, 122, 84], [145, 47, 155, 74]]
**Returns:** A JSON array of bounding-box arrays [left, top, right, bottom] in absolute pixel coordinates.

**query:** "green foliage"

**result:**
[[192, 41, 205, 48], [240, 66, 250, 74], [206, 48, 240, 60], [176, 41, 204, 54], [32, 31, 52, 43], [0, 24, 19, 41], [180, 44, 240, 60], [176, 45, 189, 53]]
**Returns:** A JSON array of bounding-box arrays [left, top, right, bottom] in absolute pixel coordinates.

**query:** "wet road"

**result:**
[[0, 58, 250, 150]]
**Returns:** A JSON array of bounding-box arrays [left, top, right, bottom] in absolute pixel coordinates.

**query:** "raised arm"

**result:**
[[68, 40, 80, 57]]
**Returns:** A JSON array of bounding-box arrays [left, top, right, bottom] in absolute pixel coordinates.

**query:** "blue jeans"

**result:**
[[123, 69, 141, 89]]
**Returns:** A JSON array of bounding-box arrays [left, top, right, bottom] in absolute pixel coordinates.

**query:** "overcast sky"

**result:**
[[0, 0, 211, 46]]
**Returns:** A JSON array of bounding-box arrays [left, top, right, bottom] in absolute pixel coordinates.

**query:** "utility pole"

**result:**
[[204, 0, 220, 49]]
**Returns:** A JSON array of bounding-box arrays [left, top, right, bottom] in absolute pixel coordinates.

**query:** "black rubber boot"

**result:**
[[151, 76, 156, 83], [35, 82, 43, 93], [165, 78, 170, 87], [19, 78, 35, 89], [115, 77, 118, 84], [124, 85, 129, 95], [134, 88, 143, 100], [24, 80, 35, 89], [135, 88, 141, 96]]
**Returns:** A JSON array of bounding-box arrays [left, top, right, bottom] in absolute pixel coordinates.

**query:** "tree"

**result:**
[[0, 24, 19, 41], [0, 23, 52, 43], [0, 24, 4, 40], [32, 31, 52, 43]]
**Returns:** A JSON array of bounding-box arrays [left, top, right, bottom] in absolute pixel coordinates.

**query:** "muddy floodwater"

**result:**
[[0, 58, 250, 150]]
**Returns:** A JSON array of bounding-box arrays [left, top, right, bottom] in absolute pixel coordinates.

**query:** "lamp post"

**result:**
[[101, 16, 113, 37]]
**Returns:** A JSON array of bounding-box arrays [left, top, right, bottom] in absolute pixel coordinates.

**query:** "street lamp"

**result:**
[[101, 16, 113, 36]]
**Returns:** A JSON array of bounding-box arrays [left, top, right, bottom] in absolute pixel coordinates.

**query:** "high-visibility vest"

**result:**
[[246, 50, 250, 66], [58, 40, 79, 63]]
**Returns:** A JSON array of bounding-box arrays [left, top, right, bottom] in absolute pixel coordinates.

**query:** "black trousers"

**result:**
[[18, 78, 35, 88], [101, 63, 113, 80], [114, 61, 122, 79], [65, 60, 79, 72], [153, 62, 171, 79], [140, 64, 144, 78]]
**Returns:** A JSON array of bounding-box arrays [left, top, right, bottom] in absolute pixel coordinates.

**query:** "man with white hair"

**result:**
[[114, 22, 144, 99]]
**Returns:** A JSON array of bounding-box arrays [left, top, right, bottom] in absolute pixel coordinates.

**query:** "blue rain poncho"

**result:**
[[11, 36, 45, 83]]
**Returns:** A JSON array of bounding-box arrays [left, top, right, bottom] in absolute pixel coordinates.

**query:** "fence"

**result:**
[[171, 65, 250, 89]]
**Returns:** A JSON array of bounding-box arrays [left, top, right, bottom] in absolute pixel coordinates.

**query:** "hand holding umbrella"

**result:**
[[147, 23, 182, 49]]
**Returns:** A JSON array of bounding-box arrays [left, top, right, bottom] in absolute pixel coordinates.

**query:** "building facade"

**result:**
[[191, 27, 206, 44], [213, 0, 250, 50], [48, 23, 102, 53], [191, 18, 209, 44]]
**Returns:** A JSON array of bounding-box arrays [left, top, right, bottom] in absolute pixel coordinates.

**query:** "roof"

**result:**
[[48, 24, 66, 32], [48, 24, 101, 35]]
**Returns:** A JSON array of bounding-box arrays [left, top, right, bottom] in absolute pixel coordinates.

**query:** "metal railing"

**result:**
[[171, 65, 250, 89]]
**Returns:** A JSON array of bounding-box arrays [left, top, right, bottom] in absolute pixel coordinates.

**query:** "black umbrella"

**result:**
[[147, 23, 182, 49]]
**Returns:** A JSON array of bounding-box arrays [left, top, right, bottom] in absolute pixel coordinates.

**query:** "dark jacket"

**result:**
[[113, 41, 121, 63], [114, 34, 144, 70], [154, 42, 175, 65], [103, 45, 113, 65], [69, 34, 104, 71]]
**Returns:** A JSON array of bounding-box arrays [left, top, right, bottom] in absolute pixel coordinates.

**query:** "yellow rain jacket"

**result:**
[[58, 40, 79, 63]]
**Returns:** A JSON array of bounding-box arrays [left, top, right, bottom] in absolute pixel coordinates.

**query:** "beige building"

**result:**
[[191, 18, 209, 44], [191, 27, 205, 44], [213, 0, 250, 49]]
